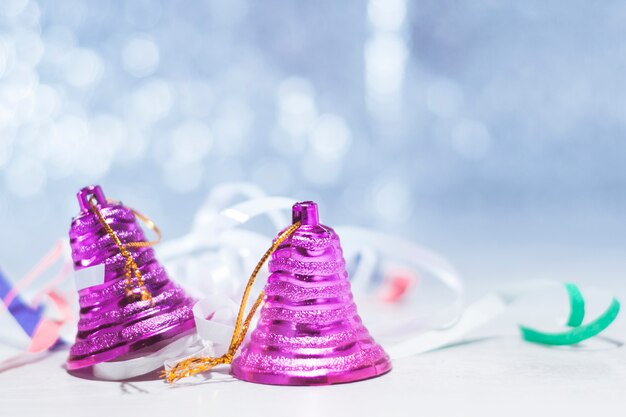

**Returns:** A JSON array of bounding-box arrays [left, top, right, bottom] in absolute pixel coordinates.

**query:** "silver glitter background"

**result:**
[[1, 1, 625, 292]]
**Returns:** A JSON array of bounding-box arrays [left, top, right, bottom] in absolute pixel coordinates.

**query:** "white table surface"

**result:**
[[2, 307, 624, 417], [3, 237, 626, 417]]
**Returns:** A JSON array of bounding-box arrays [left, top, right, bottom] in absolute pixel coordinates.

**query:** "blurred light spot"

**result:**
[[1, 64, 38, 102], [5, 155, 47, 198], [451, 119, 492, 159], [129, 79, 172, 125], [372, 179, 412, 223], [46, 115, 88, 178], [77, 146, 113, 179], [0, 0, 28, 17], [18, 0, 40, 28], [118, 127, 148, 162], [301, 155, 342, 186], [32, 85, 60, 121], [42, 26, 76, 64], [179, 81, 214, 118], [206, 157, 245, 183], [214, 98, 252, 155], [65, 48, 103, 87], [277, 77, 317, 136], [368, 0, 406, 31], [124, 0, 162, 28], [122, 35, 160, 78], [21, 124, 51, 160], [170, 120, 213, 163], [57, 114, 88, 141], [0, 103, 13, 128], [14, 29, 44, 66], [0, 36, 16, 77], [271, 126, 308, 156], [208, 0, 248, 26], [251, 158, 292, 193], [309, 114, 352, 159], [365, 33, 407, 95], [91, 114, 127, 158], [13, 89, 36, 123], [163, 159, 203, 193], [425, 78, 464, 117], [0, 138, 13, 168], [52, 1, 87, 28]]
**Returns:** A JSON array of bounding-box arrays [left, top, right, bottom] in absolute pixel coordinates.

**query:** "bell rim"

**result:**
[[66, 317, 196, 371], [230, 356, 392, 386]]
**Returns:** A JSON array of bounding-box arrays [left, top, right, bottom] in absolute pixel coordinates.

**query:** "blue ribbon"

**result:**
[[0, 269, 44, 338]]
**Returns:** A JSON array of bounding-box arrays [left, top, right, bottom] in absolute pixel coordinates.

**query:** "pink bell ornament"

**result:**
[[231, 201, 391, 385], [166, 201, 391, 385], [66, 185, 197, 379]]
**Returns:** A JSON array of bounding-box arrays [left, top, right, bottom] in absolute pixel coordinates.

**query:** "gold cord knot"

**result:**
[[90, 198, 161, 304], [163, 221, 301, 383]]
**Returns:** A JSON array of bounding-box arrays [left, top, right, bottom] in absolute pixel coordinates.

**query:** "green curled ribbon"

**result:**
[[519, 282, 620, 346]]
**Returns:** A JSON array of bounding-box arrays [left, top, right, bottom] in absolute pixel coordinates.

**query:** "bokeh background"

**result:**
[[1, 0, 625, 292]]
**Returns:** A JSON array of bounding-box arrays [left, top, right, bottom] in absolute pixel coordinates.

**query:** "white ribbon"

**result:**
[[191, 295, 238, 357], [154, 183, 470, 366], [92, 296, 240, 380], [90, 183, 620, 379], [93, 332, 199, 380], [162, 295, 238, 377], [73, 264, 105, 291]]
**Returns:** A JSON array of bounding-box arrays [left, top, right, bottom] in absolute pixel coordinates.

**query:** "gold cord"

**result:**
[[163, 221, 302, 383], [90, 198, 162, 303]]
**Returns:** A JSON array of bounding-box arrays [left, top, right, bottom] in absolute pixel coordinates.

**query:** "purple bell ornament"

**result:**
[[166, 201, 391, 385], [66, 185, 196, 377]]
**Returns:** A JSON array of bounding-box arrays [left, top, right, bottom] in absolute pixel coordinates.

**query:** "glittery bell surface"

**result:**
[[231, 201, 392, 385], [66, 185, 196, 370]]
